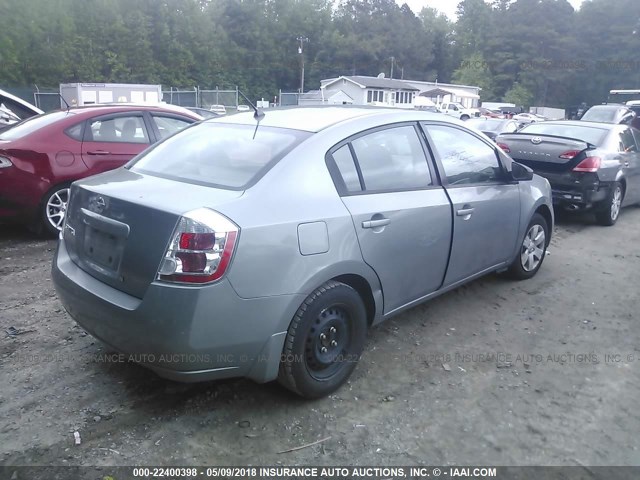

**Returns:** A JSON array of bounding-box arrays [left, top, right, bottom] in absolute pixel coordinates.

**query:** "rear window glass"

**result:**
[[0, 111, 73, 140], [130, 123, 310, 189], [580, 107, 620, 123], [520, 123, 608, 146]]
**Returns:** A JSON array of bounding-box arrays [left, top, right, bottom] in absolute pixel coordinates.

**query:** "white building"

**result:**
[[405, 80, 481, 108], [318, 76, 419, 108], [314, 76, 481, 109]]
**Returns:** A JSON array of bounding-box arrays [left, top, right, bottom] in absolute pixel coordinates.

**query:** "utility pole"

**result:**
[[297, 36, 309, 93], [389, 56, 395, 79]]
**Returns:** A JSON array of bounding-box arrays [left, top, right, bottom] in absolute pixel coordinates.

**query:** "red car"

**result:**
[[0, 105, 201, 234]]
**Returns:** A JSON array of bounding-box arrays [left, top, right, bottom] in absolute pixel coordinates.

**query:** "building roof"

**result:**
[[419, 86, 480, 100], [323, 76, 419, 91]]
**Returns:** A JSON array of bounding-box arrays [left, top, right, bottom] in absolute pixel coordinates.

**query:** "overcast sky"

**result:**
[[398, 0, 586, 20]]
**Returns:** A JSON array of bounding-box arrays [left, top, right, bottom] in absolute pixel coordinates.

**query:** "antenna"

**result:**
[[59, 93, 71, 111], [238, 90, 264, 121]]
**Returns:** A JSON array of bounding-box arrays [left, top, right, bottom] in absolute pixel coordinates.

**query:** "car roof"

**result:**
[[208, 106, 450, 132]]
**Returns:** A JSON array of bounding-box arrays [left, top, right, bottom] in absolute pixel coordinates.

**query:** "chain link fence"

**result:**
[[6, 85, 245, 112]]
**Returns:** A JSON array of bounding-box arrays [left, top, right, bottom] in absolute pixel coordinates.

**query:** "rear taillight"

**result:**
[[0, 156, 13, 168], [496, 142, 511, 153], [559, 150, 580, 159], [157, 208, 239, 284], [573, 156, 601, 173]]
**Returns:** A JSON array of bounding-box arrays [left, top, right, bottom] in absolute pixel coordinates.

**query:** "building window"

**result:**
[[367, 90, 384, 103], [394, 91, 413, 104]]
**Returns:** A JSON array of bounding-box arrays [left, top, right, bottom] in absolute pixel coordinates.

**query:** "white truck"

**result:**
[[437, 102, 479, 120]]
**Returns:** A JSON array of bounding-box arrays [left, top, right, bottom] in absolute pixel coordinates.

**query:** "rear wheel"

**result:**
[[278, 281, 367, 399], [595, 182, 623, 226], [42, 184, 70, 236], [460, 114, 470, 121], [506, 213, 548, 280]]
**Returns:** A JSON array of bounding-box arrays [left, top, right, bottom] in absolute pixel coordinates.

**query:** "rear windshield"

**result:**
[[580, 107, 620, 123], [520, 123, 608, 146], [0, 111, 73, 140], [130, 122, 310, 190]]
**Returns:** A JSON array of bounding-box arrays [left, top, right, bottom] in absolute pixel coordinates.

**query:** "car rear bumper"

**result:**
[[0, 167, 46, 222], [52, 238, 304, 383], [535, 171, 610, 211]]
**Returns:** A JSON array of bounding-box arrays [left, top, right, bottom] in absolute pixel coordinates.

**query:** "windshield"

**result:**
[[520, 123, 608, 145], [0, 111, 73, 140], [130, 122, 311, 190]]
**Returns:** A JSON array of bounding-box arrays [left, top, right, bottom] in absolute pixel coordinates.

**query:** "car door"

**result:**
[[421, 122, 521, 287], [327, 123, 453, 314], [621, 127, 640, 204], [81, 113, 151, 174]]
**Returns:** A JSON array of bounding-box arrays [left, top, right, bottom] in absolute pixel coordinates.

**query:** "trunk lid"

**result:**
[[63, 168, 243, 298], [497, 133, 595, 173]]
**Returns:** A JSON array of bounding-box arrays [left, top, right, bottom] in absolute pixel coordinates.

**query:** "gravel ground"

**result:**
[[1, 208, 639, 468]]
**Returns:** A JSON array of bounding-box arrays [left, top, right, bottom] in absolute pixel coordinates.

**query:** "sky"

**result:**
[[398, 0, 586, 20]]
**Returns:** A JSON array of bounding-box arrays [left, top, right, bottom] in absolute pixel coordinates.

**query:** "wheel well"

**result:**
[[333, 274, 376, 326], [535, 204, 553, 246], [619, 178, 627, 197]]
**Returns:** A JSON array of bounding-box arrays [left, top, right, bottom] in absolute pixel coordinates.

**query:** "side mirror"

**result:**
[[511, 162, 533, 182]]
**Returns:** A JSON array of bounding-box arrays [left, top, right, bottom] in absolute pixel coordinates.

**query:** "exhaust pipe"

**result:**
[[566, 204, 581, 211]]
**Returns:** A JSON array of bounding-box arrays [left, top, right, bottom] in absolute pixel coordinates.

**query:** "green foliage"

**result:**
[[504, 82, 533, 107], [0, 0, 638, 107]]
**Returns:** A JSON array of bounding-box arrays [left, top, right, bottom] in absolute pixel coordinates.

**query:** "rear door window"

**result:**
[[130, 123, 310, 190], [349, 125, 432, 192], [618, 128, 638, 152], [87, 115, 149, 144]]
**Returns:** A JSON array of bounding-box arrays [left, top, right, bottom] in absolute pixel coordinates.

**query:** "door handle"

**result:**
[[87, 150, 111, 155], [624, 161, 630, 167], [456, 207, 475, 217], [362, 218, 390, 229]]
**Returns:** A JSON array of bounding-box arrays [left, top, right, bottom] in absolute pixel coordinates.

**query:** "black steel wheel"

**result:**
[[278, 281, 367, 399]]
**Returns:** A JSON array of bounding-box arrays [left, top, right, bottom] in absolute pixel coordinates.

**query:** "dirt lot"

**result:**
[[1, 209, 640, 468]]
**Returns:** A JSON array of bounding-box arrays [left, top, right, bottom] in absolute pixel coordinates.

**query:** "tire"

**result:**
[[506, 213, 548, 280], [42, 184, 71, 237], [595, 181, 623, 226], [278, 281, 367, 399], [460, 114, 470, 121]]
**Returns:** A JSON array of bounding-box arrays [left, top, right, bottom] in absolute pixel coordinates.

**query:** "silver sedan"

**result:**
[[52, 107, 553, 398]]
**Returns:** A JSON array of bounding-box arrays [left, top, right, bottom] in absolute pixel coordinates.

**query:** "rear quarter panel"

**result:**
[[220, 129, 381, 301]]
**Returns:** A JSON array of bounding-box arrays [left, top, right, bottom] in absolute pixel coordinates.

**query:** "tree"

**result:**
[[504, 82, 533, 106]]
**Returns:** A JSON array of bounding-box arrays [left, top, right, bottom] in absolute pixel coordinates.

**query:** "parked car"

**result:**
[[466, 117, 520, 141], [187, 107, 221, 119], [496, 120, 640, 225], [478, 107, 504, 119], [580, 104, 635, 125], [0, 105, 201, 235], [209, 104, 227, 115], [236, 105, 251, 112], [52, 107, 553, 398], [513, 112, 546, 124], [0, 88, 44, 130], [437, 102, 480, 120]]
